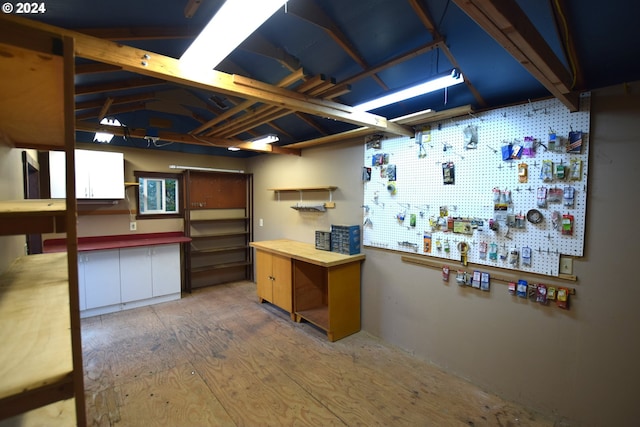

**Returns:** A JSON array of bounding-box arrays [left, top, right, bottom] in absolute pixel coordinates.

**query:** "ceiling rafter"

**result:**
[[75, 26, 199, 41], [75, 102, 147, 121], [452, 0, 578, 111], [75, 62, 121, 74], [287, 0, 390, 91], [75, 91, 157, 111], [240, 32, 301, 72], [75, 121, 301, 156], [408, 0, 486, 107], [75, 77, 165, 96]]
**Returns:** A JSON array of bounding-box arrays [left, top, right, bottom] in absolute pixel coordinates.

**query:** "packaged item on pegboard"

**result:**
[[567, 131, 583, 153]]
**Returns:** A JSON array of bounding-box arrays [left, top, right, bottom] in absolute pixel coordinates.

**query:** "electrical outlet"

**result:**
[[129, 222, 137, 231], [559, 257, 573, 275], [259, 218, 263, 227]]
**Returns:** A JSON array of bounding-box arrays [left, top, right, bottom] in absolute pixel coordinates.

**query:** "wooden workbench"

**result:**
[[251, 239, 365, 341]]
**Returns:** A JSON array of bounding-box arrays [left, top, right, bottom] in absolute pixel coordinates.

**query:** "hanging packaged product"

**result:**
[[570, 158, 583, 181], [442, 161, 455, 184], [528, 283, 538, 300], [508, 282, 516, 295], [410, 213, 417, 227], [456, 270, 466, 286], [547, 286, 557, 300], [537, 187, 548, 208], [442, 265, 450, 281], [522, 136, 535, 157], [518, 162, 528, 183], [562, 214, 574, 235], [435, 238, 442, 251], [443, 239, 450, 253], [362, 166, 372, 181], [480, 272, 490, 291], [516, 280, 528, 298], [551, 211, 561, 231], [508, 247, 519, 266], [563, 186, 575, 207], [554, 163, 566, 180], [515, 213, 526, 228], [548, 132, 557, 152], [479, 241, 488, 259], [567, 131, 583, 153], [536, 284, 548, 304], [548, 187, 563, 203], [387, 164, 397, 181], [522, 246, 532, 266], [556, 287, 570, 309], [464, 125, 478, 149], [540, 160, 553, 182], [501, 142, 513, 161], [489, 242, 498, 260], [510, 142, 523, 159], [423, 232, 432, 253]]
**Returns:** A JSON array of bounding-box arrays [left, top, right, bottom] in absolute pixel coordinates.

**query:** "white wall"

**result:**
[[248, 82, 640, 426]]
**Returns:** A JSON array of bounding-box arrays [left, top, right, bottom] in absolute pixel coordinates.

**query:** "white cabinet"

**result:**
[[79, 249, 121, 310], [151, 244, 181, 297], [80, 244, 181, 317], [119, 247, 153, 303], [50, 149, 125, 199]]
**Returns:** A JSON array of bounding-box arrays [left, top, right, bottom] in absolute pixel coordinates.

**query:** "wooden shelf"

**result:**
[[0, 253, 74, 415], [190, 217, 248, 223], [190, 231, 250, 239], [296, 307, 329, 330], [190, 261, 252, 274], [0, 199, 67, 235], [191, 245, 249, 255], [268, 186, 337, 192]]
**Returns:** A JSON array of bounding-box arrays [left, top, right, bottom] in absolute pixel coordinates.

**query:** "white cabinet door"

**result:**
[[50, 149, 124, 199], [151, 244, 181, 297], [83, 249, 121, 309], [119, 247, 153, 303], [81, 149, 125, 199]]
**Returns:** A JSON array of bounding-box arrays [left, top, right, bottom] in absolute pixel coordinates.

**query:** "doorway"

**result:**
[[22, 151, 42, 254]]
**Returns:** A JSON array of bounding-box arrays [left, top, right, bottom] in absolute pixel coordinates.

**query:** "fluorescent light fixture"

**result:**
[[169, 165, 245, 174], [180, 0, 288, 71], [227, 147, 241, 151], [354, 69, 465, 112], [94, 117, 122, 143], [250, 134, 278, 144]]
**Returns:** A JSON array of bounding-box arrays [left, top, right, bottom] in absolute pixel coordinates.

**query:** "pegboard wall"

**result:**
[[362, 95, 590, 277]]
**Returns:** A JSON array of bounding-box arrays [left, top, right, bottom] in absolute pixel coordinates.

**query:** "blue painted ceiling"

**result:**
[[28, 0, 640, 157]]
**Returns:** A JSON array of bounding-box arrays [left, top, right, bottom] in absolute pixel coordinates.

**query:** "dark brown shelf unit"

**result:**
[[184, 170, 253, 291]]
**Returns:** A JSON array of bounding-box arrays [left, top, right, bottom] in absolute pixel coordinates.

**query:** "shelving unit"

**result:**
[[184, 171, 253, 291], [0, 18, 85, 426], [269, 186, 337, 211]]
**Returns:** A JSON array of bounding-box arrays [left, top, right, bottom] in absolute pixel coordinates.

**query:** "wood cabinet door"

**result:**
[[272, 253, 292, 313], [256, 250, 273, 303]]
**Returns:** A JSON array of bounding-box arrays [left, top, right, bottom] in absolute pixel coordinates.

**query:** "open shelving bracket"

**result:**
[[270, 186, 337, 212]]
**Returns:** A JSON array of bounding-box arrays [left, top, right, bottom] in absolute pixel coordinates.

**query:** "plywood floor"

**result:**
[[82, 281, 555, 426]]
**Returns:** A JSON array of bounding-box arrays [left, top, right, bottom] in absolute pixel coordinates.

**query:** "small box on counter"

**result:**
[[330, 224, 361, 255], [315, 230, 331, 251]]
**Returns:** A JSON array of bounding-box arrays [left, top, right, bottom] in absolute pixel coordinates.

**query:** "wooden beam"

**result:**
[[75, 102, 146, 121], [75, 91, 156, 111], [452, 0, 578, 111], [3, 16, 412, 137], [75, 26, 199, 41], [184, 0, 202, 18], [240, 32, 301, 72], [75, 121, 301, 156], [75, 62, 121, 74], [97, 97, 113, 121], [75, 77, 164, 96]]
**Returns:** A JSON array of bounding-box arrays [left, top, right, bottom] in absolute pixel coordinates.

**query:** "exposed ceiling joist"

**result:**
[[240, 32, 301, 72], [75, 121, 301, 156], [452, 0, 579, 111], [75, 101, 147, 121], [75, 91, 157, 111], [75, 62, 121, 74], [76, 26, 198, 41], [287, 0, 389, 91], [75, 77, 164, 96]]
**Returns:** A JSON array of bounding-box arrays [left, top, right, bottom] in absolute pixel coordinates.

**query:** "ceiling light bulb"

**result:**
[[228, 147, 241, 151]]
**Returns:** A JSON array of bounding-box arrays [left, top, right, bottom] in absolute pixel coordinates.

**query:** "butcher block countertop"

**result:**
[[250, 239, 365, 267], [44, 232, 191, 253]]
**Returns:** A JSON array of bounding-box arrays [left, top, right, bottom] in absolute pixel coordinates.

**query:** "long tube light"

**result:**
[[353, 69, 465, 112], [169, 165, 245, 173], [180, 0, 288, 71]]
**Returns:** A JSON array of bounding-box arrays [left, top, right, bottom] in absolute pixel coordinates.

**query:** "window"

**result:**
[[134, 171, 183, 218]]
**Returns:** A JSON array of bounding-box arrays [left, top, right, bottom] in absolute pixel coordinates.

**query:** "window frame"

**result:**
[[134, 171, 183, 220]]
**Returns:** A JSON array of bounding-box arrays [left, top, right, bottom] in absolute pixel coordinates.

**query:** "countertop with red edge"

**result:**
[[43, 232, 192, 253]]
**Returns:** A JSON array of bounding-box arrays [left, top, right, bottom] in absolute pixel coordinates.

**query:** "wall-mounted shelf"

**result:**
[[270, 186, 337, 210]]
